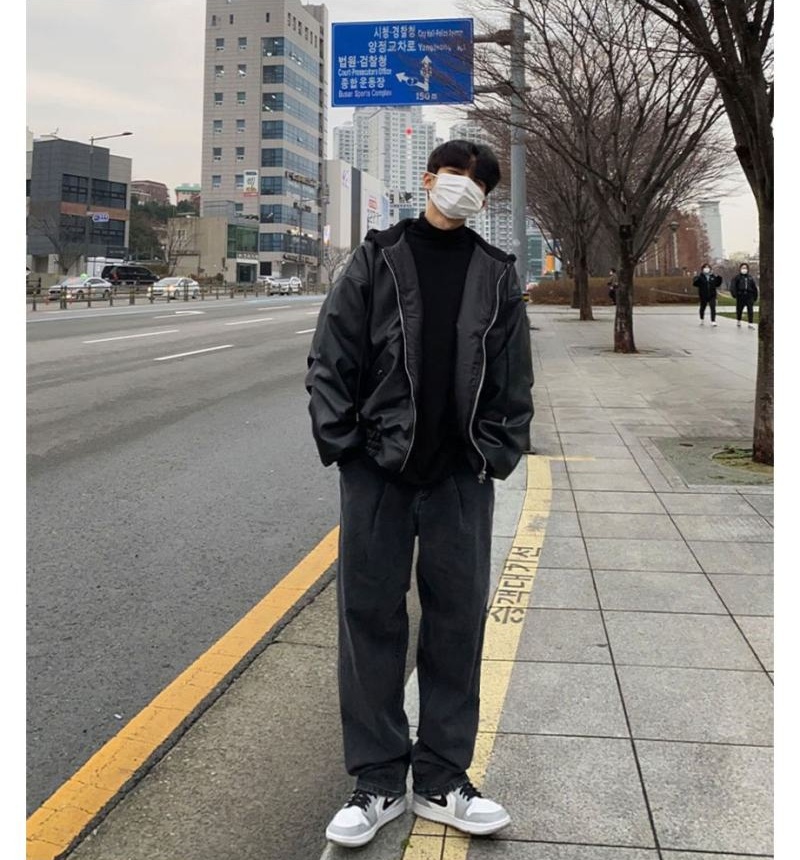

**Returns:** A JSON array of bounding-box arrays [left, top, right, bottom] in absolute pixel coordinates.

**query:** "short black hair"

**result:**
[[427, 139, 501, 194]]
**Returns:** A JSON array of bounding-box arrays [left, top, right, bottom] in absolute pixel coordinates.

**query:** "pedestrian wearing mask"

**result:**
[[693, 262, 722, 326], [730, 263, 759, 329], [607, 268, 619, 305], [307, 139, 534, 847]]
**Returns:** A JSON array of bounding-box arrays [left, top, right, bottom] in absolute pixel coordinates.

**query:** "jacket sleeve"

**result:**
[[305, 245, 371, 467], [692, 275, 702, 288], [475, 266, 534, 481], [751, 278, 759, 302]]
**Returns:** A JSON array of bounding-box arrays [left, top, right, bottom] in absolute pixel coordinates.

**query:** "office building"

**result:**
[[131, 180, 170, 206], [26, 132, 132, 276], [697, 200, 724, 262], [201, 0, 328, 286], [324, 158, 390, 252], [175, 183, 202, 207]]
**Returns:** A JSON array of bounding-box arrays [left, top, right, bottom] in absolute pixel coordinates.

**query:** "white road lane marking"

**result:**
[[224, 317, 274, 326], [306, 311, 320, 315], [295, 328, 316, 334], [257, 305, 290, 311], [154, 345, 234, 361], [83, 329, 179, 344]]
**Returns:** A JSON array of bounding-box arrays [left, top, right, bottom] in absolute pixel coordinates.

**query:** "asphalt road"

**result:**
[[26, 295, 342, 814]]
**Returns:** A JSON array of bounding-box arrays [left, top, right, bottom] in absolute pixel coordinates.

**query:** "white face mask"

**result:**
[[740, 268, 748, 275], [702, 267, 711, 274], [428, 172, 485, 220]]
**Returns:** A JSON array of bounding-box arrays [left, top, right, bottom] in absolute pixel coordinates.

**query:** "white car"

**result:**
[[48, 276, 114, 301], [148, 277, 200, 299], [262, 275, 302, 296]]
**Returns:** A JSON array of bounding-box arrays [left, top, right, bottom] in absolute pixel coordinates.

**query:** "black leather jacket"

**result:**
[[305, 219, 534, 482], [730, 272, 759, 301]]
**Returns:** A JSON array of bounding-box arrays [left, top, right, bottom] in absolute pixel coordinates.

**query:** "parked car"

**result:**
[[101, 264, 158, 290], [48, 276, 114, 301], [147, 277, 200, 299], [262, 275, 302, 296]]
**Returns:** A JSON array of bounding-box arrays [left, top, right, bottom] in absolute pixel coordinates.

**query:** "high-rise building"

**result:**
[[201, 0, 328, 285], [333, 107, 436, 222], [697, 200, 724, 262]]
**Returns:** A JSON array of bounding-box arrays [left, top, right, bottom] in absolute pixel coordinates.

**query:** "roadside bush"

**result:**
[[529, 276, 704, 305]]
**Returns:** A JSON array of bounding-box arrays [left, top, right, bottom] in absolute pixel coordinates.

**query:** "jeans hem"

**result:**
[[413, 776, 469, 797], [355, 778, 407, 798]]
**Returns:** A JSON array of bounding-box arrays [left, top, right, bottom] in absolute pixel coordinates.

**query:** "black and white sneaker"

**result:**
[[325, 788, 406, 847], [412, 781, 510, 835]]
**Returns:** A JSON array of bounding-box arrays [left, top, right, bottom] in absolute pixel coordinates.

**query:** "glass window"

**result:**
[[215, 38, 224, 51], [61, 173, 88, 203], [236, 146, 245, 162], [213, 147, 222, 162], [238, 64, 247, 77], [215, 65, 224, 77], [211, 14, 217, 26], [229, 13, 234, 24], [235, 174, 244, 190], [236, 119, 246, 133], [237, 91, 246, 104], [212, 175, 222, 189], [214, 92, 223, 105], [213, 119, 223, 133], [91, 178, 127, 209], [238, 37, 247, 50], [235, 202, 244, 213], [265, 12, 270, 22]]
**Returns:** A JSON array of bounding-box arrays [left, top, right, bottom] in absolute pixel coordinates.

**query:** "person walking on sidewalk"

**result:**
[[730, 262, 759, 329], [693, 262, 722, 326], [607, 268, 618, 305], [306, 139, 534, 848]]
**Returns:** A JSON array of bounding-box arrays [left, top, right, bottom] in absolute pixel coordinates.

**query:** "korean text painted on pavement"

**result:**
[[331, 18, 474, 108]]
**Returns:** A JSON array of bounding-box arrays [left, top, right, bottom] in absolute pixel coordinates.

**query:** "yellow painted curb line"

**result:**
[[27, 527, 340, 860], [403, 455, 552, 860]]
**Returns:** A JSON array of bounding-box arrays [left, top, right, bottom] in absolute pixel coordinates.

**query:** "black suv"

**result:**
[[101, 264, 158, 290]]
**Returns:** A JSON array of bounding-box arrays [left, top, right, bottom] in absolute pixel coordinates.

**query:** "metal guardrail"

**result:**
[[26, 282, 327, 311]]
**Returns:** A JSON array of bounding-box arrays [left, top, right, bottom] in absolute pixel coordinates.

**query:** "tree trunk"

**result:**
[[575, 243, 593, 321], [614, 226, 637, 353], [752, 195, 773, 465]]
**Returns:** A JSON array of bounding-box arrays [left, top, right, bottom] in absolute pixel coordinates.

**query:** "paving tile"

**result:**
[[579, 513, 680, 540], [467, 843, 657, 859], [574, 491, 666, 514], [493, 489, 525, 537], [555, 420, 618, 434], [559, 432, 625, 448], [662, 854, 764, 860], [672, 515, 773, 542], [594, 571, 725, 614], [735, 615, 773, 670], [530, 568, 598, 610], [563, 441, 632, 457], [566, 458, 644, 475], [538, 537, 590, 569], [516, 609, 611, 663], [618, 665, 773, 744], [569, 473, 655, 492], [709, 574, 773, 616], [741, 493, 774, 517], [542, 510, 581, 537], [604, 611, 761, 670], [482, 734, 655, 846], [585, 539, 701, 572], [688, 541, 773, 575], [500, 662, 628, 737], [636, 740, 773, 855], [657, 492, 756, 515]]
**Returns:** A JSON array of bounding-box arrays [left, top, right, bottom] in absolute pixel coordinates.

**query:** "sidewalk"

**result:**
[[59, 304, 773, 860]]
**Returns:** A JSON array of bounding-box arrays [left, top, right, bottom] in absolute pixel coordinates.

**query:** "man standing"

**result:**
[[693, 262, 723, 326], [306, 140, 534, 848], [730, 262, 759, 329]]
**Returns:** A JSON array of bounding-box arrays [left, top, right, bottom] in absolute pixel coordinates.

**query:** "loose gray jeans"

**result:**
[[336, 455, 494, 797]]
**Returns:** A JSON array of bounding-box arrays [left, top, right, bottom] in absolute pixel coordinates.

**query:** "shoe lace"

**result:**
[[458, 781, 482, 801], [344, 788, 376, 812]]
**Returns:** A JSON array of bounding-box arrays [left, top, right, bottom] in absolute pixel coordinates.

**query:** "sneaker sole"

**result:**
[[326, 799, 406, 847], [411, 800, 511, 835]]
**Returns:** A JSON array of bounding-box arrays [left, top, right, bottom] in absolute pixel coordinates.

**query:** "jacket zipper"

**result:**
[[382, 249, 417, 471], [469, 266, 506, 483]]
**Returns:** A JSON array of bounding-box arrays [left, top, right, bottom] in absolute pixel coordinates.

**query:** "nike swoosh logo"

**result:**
[[424, 794, 449, 807], [383, 796, 401, 810]]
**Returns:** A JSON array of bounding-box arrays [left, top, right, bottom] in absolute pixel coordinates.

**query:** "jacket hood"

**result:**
[[364, 217, 515, 264]]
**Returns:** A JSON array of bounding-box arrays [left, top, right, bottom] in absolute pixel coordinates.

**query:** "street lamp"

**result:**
[[84, 131, 133, 276]]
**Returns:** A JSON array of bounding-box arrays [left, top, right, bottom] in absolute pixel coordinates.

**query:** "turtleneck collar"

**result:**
[[407, 213, 472, 246]]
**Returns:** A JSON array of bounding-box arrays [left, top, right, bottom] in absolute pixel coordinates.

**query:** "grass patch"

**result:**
[[717, 311, 760, 323], [711, 446, 772, 476]]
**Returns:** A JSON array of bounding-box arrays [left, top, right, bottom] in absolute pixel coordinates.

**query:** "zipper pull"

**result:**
[[478, 469, 487, 484]]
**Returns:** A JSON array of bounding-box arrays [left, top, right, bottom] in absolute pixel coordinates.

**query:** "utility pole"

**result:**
[[474, 3, 528, 286]]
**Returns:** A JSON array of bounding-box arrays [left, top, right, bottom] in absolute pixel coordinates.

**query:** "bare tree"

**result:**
[[629, 0, 772, 464], [470, 0, 735, 352], [163, 219, 196, 276], [322, 245, 353, 289], [27, 213, 84, 275]]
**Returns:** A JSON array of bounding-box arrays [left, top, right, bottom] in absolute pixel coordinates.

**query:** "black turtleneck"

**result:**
[[401, 214, 475, 486]]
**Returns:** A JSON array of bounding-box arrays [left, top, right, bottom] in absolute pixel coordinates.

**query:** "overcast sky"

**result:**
[[26, 0, 760, 255]]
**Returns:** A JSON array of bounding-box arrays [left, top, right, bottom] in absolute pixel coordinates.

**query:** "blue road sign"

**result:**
[[90, 212, 110, 223], [331, 18, 473, 108]]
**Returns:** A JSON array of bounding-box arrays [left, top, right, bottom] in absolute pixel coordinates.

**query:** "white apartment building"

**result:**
[[333, 107, 436, 222], [697, 199, 724, 262], [201, 0, 328, 284]]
